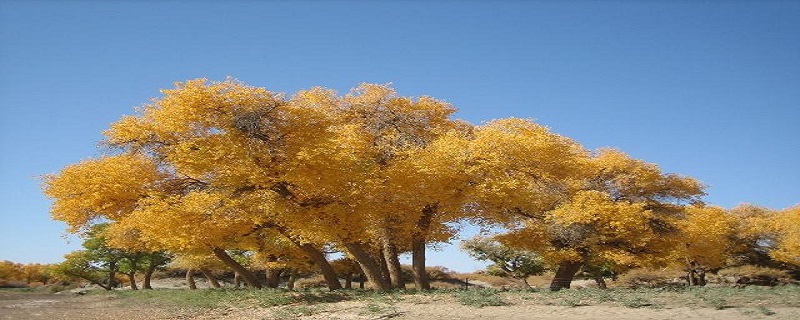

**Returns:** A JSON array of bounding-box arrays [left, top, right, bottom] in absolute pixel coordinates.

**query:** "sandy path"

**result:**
[[2, 290, 799, 320]]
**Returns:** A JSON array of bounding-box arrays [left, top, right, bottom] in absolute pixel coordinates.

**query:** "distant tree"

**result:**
[[53, 224, 170, 290], [461, 236, 545, 287], [483, 144, 705, 290], [330, 258, 366, 289], [54, 250, 118, 290], [171, 252, 229, 289]]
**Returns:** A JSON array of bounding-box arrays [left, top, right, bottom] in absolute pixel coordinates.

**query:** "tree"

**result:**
[[171, 252, 229, 289], [740, 205, 800, 268], [52, 224, 164, 290], [0, 261, 58, 286], [670, 205, 738, 285], [768, 205, 800, 268], [461, 236, 545, 287], [46, 79, 474, 291], [483, 143, 705, 290]]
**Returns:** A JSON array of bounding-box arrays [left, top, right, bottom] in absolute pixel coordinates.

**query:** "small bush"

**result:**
[[718, 265, 793, 286], [426, 266, 456, 281], [618, 269, 685, 288], [360, 299, 398, 316], [293, 275, 329, 289], [757, 305, 776, 316], [622, 297, 652, 308], [0, 279, 28, 288], [456, 289, 509, 307]]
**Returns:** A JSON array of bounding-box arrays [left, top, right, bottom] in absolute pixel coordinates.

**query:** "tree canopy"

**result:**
[[43, 78, 796, 291]]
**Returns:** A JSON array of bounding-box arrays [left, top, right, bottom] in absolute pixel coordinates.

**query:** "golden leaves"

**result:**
[[768, 205, 800, 266], [50, 78, 764, 277], [43, 154, 161, 233]]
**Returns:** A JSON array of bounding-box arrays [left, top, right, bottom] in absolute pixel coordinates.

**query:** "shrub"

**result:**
[[456, 289, 508, 307], [718, 265, 794, 286], [426, 266, 455, 281], [293, 275, 330, 289], [618, 269, 685, 288], [0, 279, 28, 288]]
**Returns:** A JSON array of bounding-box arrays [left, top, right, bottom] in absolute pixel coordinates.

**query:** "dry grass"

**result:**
[[617, 268, 686, 288], [717, 265, 795, 285]]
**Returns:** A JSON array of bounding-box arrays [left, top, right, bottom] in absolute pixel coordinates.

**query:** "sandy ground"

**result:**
[[3, 289, 800, 320]]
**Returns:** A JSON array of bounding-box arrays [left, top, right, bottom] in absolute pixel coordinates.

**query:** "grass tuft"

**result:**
[[456, 289, 509, 307]]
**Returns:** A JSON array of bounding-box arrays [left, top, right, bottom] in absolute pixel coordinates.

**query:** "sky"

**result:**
[[1, 1, 798, 272]]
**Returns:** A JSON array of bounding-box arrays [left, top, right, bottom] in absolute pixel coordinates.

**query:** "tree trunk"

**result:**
[[107, 261, 118, 289], [377, 251, 391, 286], [212, 248, 262, 289], [686, 261, 706, 286], [344, 274, 353, 289], [298, 243, 343, 290], [344, 242, 391, 291], [186, 269, 197, 290], [83, 276, 112, 290], [411, 204, 436, 290], [521, 277, 531, 288], [273, 223, 342, 291], [549, 261, 582, 291], [200, 267, 221, 288], [127, 272, 138, 290], [287, 269, 297, 290], [594, 275, 607, 289], [265, 267, 281, 288], [234, 273, 241, 288], [411, 237, 429, 290], [382, 238, 406, 289], [143, 262, 157, 289]]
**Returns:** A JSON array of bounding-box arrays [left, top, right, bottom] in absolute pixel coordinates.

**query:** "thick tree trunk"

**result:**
[[411, 238, 429, 290], [686, 261, 706, 286], [143, 262, 157, 289], [107, 261, 118, 289], [549, 261, 582, 291], [127, 272, 138, 290], [212, 248, 262, 289], [84, 276, 112, 290], [273, 223, 342, 291], [377, 251, 391, 285], [265, 267, 281, 288], [382, 238, 406, 289], [344, 242, 391, 291], [298, 243, 343, 290], [186, 270, 197, 290], [344, 274, 353, 289], [411, 204, 436, 290], [200, 267, 221, 288]]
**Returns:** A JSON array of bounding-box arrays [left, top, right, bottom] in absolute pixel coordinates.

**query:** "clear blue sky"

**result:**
[[1, 1, 798, 272]]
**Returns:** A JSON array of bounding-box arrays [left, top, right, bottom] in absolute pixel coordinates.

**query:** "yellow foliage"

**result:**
[[770, 205, 800, 266], [49, 78, 745, 282], [42, 154, 162, 233], [467, 118, 589, 222], [671, 205, 738, 269]]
